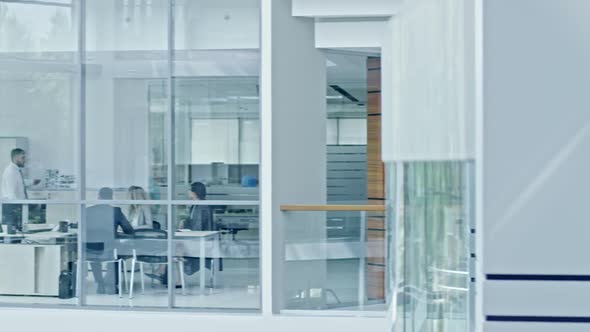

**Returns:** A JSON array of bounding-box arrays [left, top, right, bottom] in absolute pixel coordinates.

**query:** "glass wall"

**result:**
[[395, 161, 473, 332], [0, 0, 259, 311], [0, 0, 78, 307]]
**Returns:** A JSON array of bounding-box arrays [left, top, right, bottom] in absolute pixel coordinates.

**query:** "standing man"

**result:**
[[1, 148, 40, 230]]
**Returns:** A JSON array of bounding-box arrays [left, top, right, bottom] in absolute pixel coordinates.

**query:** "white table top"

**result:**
[[0, 230, 218, 240], [0, 231, 76, 239], [174, 230, 220, 238]]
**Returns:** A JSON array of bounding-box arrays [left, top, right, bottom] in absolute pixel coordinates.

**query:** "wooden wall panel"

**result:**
[[367, 264, 385, 300], [365, 56, 386, 303]]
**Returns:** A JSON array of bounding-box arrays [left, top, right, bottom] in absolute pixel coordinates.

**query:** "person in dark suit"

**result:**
[[146, 182, 220, 285], [86, 187, 134, 294], [180, 182, 220, 276]]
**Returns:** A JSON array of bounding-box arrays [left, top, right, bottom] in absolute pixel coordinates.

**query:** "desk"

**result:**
[[0, 231, 77, 296]]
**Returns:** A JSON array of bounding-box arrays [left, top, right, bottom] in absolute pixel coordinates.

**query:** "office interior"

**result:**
[[0, 0, 391, 311], [0, 8, 477, 332]]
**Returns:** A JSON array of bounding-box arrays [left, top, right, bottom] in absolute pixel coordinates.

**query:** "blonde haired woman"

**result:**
[[126, 186, 153, 229]]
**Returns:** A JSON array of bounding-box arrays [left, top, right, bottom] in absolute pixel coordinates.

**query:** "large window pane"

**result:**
[[172, 0, 260, 310], [0, 0, 78, 201], [85, 0, 168, 199], [0, 0, 78, 307]]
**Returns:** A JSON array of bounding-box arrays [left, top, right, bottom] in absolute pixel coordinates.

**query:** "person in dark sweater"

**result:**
[[146, 182, 220, 286]]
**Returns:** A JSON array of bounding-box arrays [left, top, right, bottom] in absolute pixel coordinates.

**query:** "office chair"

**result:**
[[84, 243, 125, 298], [128, 229, 185, 298]]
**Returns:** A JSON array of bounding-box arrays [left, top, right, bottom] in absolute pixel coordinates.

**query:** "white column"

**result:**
[[261, 0, 327, 315]]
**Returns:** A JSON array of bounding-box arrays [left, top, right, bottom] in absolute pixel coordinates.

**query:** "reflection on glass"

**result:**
[[400, 161, 472, 332], [0, 204, 78, 306], [0, 0, 78, 200], [0, 0, 76, 59], [85, 0, 168, 199]]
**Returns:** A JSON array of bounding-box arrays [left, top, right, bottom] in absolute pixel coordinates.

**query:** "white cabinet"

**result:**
[[0, 244, 65, 296]]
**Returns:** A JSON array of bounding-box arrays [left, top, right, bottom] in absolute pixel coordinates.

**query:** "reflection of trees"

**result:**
[[0, 3, 74, 157], [41, 9, 73, 52], [0, 3, 73, 55], [0, 3, 33, 52]]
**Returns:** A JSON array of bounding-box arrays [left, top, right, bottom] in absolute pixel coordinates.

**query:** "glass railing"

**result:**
[[280, 205, 388, 314]]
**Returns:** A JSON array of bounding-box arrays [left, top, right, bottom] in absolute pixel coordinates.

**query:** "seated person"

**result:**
[[126, 186, 153, 229], [86, 187, 134, 294], [180, 182, 220, 275], [146, 182, 221, 285]]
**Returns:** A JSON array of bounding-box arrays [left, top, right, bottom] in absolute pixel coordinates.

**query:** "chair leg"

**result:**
[[122, 259, 128, 292], [151, 265, 155, 288], [140, 262, 145, 294], [178, 261, 186, 295], [117, 260, 122, 298], [129, 259, 135, 299], [210, 259, 216, 289]]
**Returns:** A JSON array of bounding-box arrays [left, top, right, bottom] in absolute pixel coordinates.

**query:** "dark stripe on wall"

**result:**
[[487, 274, 590, 281], [487, 316, 590, 323], [329, 85, 359, 102]]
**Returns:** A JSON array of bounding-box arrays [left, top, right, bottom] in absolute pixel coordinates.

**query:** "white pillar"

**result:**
[[261, 0, 327, 314]]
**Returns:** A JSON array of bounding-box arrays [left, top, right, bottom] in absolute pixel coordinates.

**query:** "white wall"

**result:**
[[383, 0, 475, 163], [0, 308, 388, 332], [292, 0, 402, 17], [482, 0, 590, 330], [315, 19, 387, 49], [266, 0, 328, 311]]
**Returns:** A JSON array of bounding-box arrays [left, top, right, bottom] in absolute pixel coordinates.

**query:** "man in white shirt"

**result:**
[[1, 148, 40, 230]]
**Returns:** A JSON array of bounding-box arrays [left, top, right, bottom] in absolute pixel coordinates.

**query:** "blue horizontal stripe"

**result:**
[[487, 316, 590, 323], [487, 274, 590, 281]]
